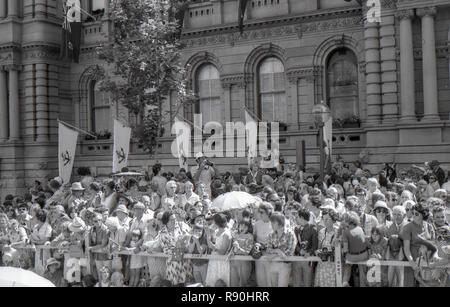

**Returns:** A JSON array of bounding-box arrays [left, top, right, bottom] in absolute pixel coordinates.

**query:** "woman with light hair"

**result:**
[[402, 200, 415, 222], [161, 180, 179, 212]]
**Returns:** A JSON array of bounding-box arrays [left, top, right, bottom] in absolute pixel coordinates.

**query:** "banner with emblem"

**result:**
[[61, 0, 82, 63], [323, 116, 333, 172], [113, 119, 132, 173], [244, 110, 257, 168], [58, 121, 79, 184], [173, 117, 190, 171]]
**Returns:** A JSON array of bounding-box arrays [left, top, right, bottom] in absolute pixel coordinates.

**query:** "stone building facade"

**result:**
[[1, 0, 450, 197]]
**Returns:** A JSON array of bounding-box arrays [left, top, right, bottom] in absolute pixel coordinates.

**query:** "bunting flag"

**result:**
[[323, 116, 333, 172], [174, 117, 190, 171], [244, 110, 257, 168], [61, 0, 82, 63], [238, 0, 249, 34], [113, 119, 132, 173], [58, 121, 79, 184]]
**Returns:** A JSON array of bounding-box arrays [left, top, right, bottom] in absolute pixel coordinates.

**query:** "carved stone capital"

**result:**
[[395, 9, 414, 21], [286, 66, 321, 83], [416, 7, 437, 18], [4, 64, 22, 72], [221, 74, 246, 89], [381, 0, 398, 10]]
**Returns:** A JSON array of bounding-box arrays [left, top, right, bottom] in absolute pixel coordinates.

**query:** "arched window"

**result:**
[[326, 48, 359, 125], [89, 80, 111, 133], [258, 57, 287, 123], [197, 64, 222, 124]]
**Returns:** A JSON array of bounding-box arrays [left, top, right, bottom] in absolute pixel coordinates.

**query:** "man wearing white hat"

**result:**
[[190, 152, 216, 199], [67, 182, 88, 212]]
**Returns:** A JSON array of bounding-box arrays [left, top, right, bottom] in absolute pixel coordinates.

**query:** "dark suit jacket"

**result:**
[[294, 224, 318, 255]]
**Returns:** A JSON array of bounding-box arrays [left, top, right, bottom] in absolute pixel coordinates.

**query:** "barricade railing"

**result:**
[[5, 244, 449, 286]]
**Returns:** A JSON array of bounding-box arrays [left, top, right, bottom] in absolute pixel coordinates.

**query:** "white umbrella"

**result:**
[[211, 191, 256, 211], [112, 172, 144, 177], [0, 267, 56, 287]]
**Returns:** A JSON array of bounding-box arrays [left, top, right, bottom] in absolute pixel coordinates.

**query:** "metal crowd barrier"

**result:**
[[6, 244, 449, 286]]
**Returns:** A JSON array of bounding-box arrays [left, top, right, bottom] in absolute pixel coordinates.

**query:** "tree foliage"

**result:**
[[97, 0, 195, 155]]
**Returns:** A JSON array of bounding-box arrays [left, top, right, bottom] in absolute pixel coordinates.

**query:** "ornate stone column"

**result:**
[[396, 9, 416, 122], [379, 11, 399, 123], [0, 67, 8, 141], [364, 19, 382, 125], [8, 66, 20, 140], [0, 0, 7, 18], [7, 0, 18, 17], [35, 63, 48, 141], [417, 7, 439, 121]]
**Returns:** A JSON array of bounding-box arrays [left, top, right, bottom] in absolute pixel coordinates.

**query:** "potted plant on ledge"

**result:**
[[342, 115, 360, 128]]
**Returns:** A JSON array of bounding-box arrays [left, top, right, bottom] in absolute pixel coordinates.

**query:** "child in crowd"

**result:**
[[367, 226, 388, 287], [230, 220, 254, 287], [125, 229, 143, 287]]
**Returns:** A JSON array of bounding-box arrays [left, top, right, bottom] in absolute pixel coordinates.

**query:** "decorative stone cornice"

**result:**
[[22, 45, 60, 60], [416, 7, 437, 18], [183, 16, 362, 47], [221, 74, 246, 88], [286, 66, 321, 83], [300, 16, 363, 34], [0, 53, 12, 63], [395, 9, 415, 20], [182, 7, 363, 43]]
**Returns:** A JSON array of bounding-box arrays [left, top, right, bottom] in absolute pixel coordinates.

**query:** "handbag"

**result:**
[[250, 243, 265, 260], [112, 255, 123, 271]]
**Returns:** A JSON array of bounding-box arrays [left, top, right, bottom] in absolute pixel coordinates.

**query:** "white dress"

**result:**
[[205, 228, 231, 287]]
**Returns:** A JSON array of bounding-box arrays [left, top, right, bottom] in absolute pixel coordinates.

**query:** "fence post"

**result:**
[[335, 244, 342, 287]]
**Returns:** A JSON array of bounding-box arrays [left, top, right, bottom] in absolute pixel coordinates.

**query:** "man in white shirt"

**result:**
[[191, 153, 217, 199]]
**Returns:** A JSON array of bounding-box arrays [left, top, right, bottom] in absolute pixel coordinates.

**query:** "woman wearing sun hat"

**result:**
[[44, 258, 67, 287]]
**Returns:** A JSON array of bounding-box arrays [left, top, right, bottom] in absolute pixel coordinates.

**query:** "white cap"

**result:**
[[195, 152, 204, 159]]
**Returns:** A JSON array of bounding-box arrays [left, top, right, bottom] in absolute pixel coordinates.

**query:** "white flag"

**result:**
[[173, 117, 190, 170], [245, 110, 257, 167], [58, 122, 79, 184], [323, 116, 333, 169], [113, 119, 131, 173], [66, 0, 81, 22]]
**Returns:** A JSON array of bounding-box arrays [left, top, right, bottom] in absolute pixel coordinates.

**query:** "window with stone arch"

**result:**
[[89, 80, 111, 133], [257, 56, 287, 123], [196, 64, 222, 124], [326, 48, 359, 126]]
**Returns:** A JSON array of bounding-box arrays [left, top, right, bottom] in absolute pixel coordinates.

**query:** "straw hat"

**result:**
[[374, 201, 389, 211], [68, 217, 87, 233], [71, 182, 85, 191], [45, 258, 61, 270], [133, 202, 145, 210], [115, 204, 129, 215]]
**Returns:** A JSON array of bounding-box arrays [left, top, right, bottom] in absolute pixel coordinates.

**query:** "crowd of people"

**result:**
[[0, 154, 449, 287]]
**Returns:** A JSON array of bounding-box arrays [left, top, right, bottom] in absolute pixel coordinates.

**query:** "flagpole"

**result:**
[[243, 105, 262, 122], [57, 119, 97, 138]]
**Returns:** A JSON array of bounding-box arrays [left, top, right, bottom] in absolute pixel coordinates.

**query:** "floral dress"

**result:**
[[158, 223, 192, 285], [143, 232, 167, 279], [314, 226, 337, 287]]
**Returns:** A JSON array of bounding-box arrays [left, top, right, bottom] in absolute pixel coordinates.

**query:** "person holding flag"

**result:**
[[113, 119, 132, 173]]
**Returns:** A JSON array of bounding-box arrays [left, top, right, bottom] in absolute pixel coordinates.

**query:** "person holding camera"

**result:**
[[191, 152, 217, 199], [314, 209, 339, 287], [292, 207, 318, 287]]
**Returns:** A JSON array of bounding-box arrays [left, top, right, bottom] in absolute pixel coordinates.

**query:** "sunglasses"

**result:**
[[413, 211, 421, 217], [375, 209, 388, 214]]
